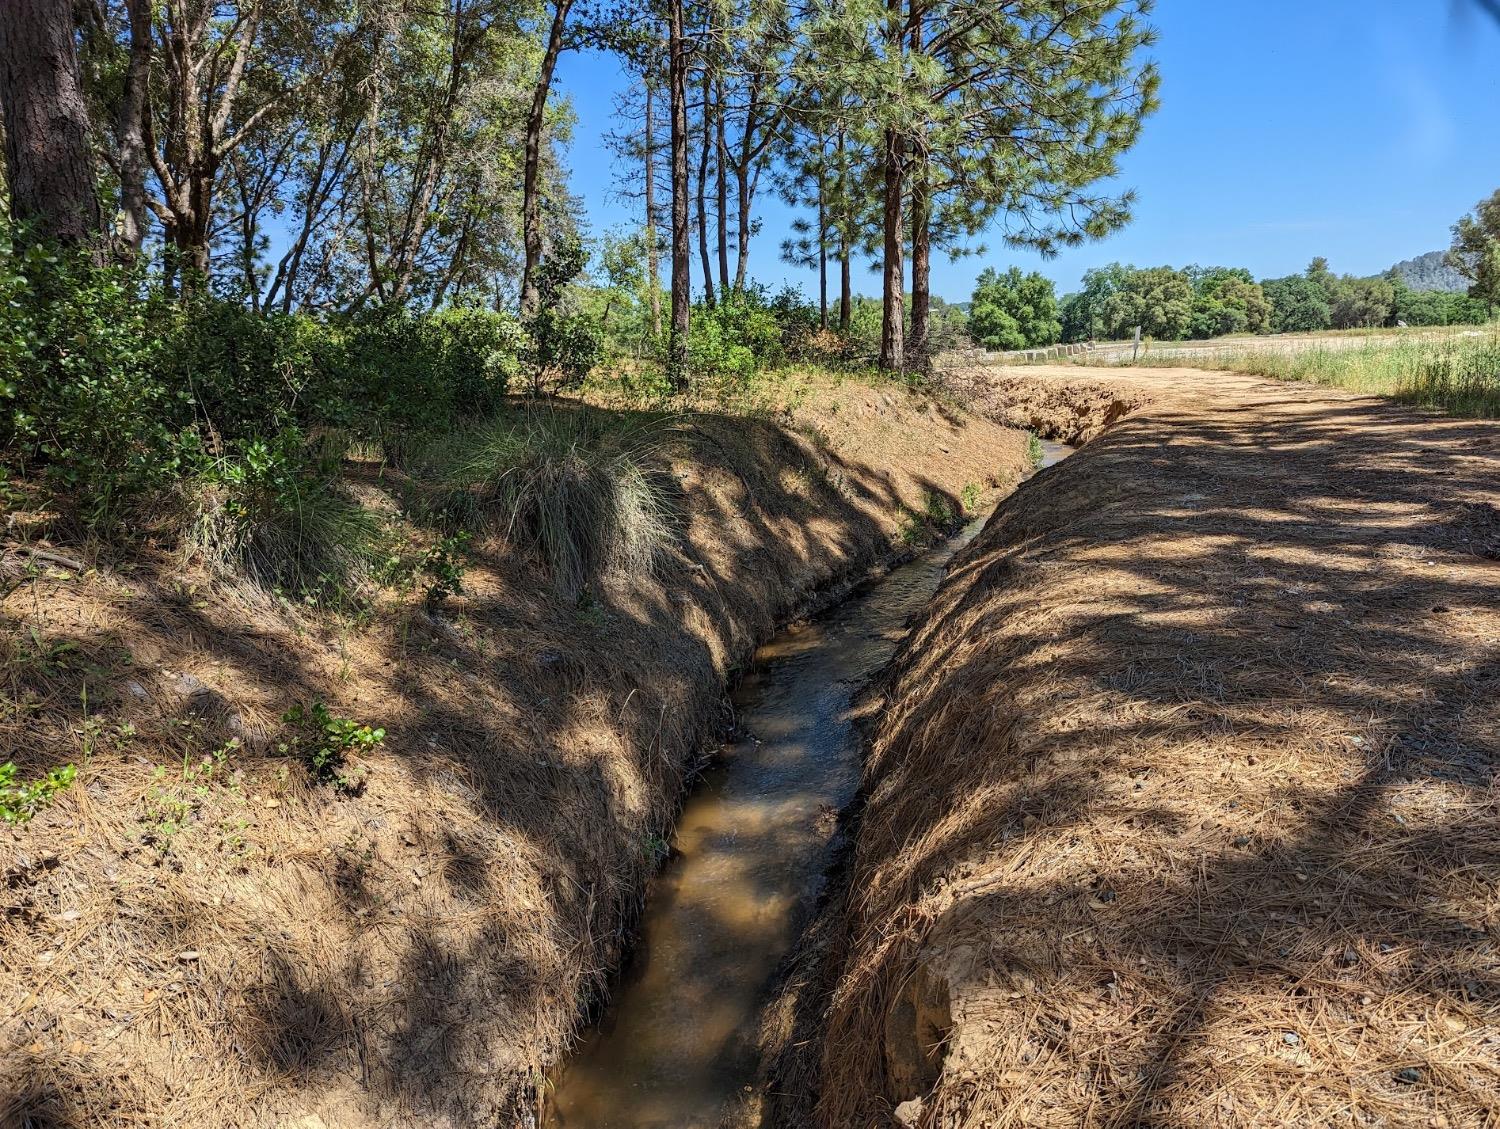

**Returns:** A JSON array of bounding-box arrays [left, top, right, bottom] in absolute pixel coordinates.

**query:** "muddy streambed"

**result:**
[[544, 442, 1074, 1128]]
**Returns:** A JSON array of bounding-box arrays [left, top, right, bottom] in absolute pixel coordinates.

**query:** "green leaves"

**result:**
[[0, 761, 78, 825], [969, 266, 1061, 350]]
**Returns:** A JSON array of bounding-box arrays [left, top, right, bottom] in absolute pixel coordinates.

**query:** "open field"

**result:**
[[1084, 328, 1500, 418], [793, 364, 1500, 1126]]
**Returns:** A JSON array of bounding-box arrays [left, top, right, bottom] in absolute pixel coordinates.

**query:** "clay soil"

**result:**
[[0, 375, 1029, 1128], [809, 364, 1500, 1127]]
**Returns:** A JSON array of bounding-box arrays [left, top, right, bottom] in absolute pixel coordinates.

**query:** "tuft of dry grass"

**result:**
[[813, 366, 1500, 1127]]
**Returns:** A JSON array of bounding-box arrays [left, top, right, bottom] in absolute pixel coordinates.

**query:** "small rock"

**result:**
[[1282, 1031, 1300, 1047], [125, 680, 148, 700], [177, 950, 201, 962], [1395, 1067, 1422, 1085], [1341, 948, 1359, 967], [893, 1098, 925, 1128], [1232, 836, 1251, 848]]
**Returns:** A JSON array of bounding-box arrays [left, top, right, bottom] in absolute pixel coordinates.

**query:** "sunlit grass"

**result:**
[[1119, 329, 1500, 418]]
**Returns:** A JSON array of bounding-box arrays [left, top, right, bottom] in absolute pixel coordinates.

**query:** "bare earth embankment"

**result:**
[[0, 377, 1029, 1128], [808, 364, 1500, 1126]]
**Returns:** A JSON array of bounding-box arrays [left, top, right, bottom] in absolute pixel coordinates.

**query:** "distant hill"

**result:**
[[1389, 250, 1469, 293]]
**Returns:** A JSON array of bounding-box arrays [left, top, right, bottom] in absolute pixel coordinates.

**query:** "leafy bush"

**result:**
[[281, 702, 384, 791], [1, 246, 194, 523], [688, 286, 787, 381], [444, 407, 676, 597], [0, 245, 523, 526], [183, 429, 380, 600], [0, 760, 77, 825], [524, 235, 605, 395]]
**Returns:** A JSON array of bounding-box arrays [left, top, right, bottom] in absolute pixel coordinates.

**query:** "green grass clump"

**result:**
[[443, 407, 678, 596], [183, 432, 380, 602]]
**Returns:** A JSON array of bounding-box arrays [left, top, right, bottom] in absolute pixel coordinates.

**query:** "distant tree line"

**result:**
[[965, 188, 1500, 349]]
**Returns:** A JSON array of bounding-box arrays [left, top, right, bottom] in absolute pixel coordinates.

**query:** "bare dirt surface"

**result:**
[[0, 379, 1028, 1128], [939, 364, 1149, 446], [809, 364, 1500, 1127]]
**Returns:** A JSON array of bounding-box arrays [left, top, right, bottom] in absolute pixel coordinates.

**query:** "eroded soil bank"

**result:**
[[799, 365, 1500, 1126], [0, 376, 1030, 1128]]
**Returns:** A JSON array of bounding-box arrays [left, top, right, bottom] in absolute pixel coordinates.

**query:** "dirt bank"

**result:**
[[809, 365, 1500, 1126], [0, 376, 1030, 1128], [937, 363, 1149, 445]]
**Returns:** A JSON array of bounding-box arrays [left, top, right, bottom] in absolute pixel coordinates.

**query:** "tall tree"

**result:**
[[667, 0, 691, 385], [1449, 188, 1500, 313], [0, 0, 104, 252], [521, 0, 576, 317]]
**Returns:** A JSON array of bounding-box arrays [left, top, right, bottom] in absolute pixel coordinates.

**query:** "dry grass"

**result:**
[[1101, 329, 1500, 419], [0, 373, 1028, 1128], [812, 366, 1500, 1127]]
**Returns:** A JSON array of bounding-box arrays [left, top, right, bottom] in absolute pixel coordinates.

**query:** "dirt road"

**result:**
[[810, 364, 1500, 1126]]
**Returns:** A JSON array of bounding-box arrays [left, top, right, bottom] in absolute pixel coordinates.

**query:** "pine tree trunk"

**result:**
[[696, 67, 716, 308], [817, 157, 828, 330], [879, 126, 905, 372], [840, 237, 852, 335], [837, 128, 851, 335], [908, 145, 931, 368], [644, 78, 662, 340], [115, 0, 153, 257], [906, 12, 929, 370], [0, 0, 103, 254], [714, 74, 730, 296], [520, 0, 572, 317], [668, 0, 691, 387]]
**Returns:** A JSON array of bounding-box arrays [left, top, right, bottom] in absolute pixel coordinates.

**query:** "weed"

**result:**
[[281, 702, 385, 792], [959, 482, 982, 514], [1027, 432, 1045, 467], [137, 736, 242, 855], [0, 761, 76, 824]]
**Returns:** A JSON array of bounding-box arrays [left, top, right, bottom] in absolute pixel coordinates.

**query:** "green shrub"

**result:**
[[183, 429, 379, 600], [0, 760, 77, 824], [281, 702, 384, 791], [524, 235, 605, 395], [1, 246, 194, 523], [444, 407, 676, 596]]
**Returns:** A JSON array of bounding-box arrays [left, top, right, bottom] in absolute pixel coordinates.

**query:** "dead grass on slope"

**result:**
[[816, 371, 1500, 1127], [0, 381, 1027, 1129]]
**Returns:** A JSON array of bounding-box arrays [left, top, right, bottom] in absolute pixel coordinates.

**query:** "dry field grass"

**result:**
[[0, 376, 1029, 1128], [812, 365, 1500, 1127]]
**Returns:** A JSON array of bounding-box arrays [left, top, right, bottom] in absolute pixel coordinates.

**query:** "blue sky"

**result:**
[[555, 1, 1500, 302]]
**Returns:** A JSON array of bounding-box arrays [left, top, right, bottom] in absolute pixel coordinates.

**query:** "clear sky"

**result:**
[[554, 0, 1500, 302]]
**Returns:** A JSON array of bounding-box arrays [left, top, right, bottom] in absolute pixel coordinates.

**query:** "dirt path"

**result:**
[[809, 364, 1500, 1126]]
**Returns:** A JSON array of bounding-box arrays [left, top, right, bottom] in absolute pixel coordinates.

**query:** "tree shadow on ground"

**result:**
[[812, 386, 1500, 1125]]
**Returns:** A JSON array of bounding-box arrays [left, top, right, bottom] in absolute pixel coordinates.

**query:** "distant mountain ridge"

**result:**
[[1389, 250, 1469, 293]]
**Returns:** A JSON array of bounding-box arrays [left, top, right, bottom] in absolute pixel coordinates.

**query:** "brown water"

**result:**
[[544, 442, 1073, 1129]]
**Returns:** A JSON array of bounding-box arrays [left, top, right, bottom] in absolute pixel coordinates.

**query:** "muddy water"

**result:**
[[544, 442, 1073, 1129]]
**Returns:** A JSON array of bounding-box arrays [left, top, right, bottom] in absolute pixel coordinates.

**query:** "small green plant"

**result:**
[[0, 761, 77, 824], [282, 702, 385, 791], [1027, 431, 1045, 468], [420, 532, 470, 603], [959, 482, 982, 515]]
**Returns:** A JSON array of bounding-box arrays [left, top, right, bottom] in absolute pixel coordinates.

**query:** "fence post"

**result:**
[[1132, 325, 1141, 363]]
